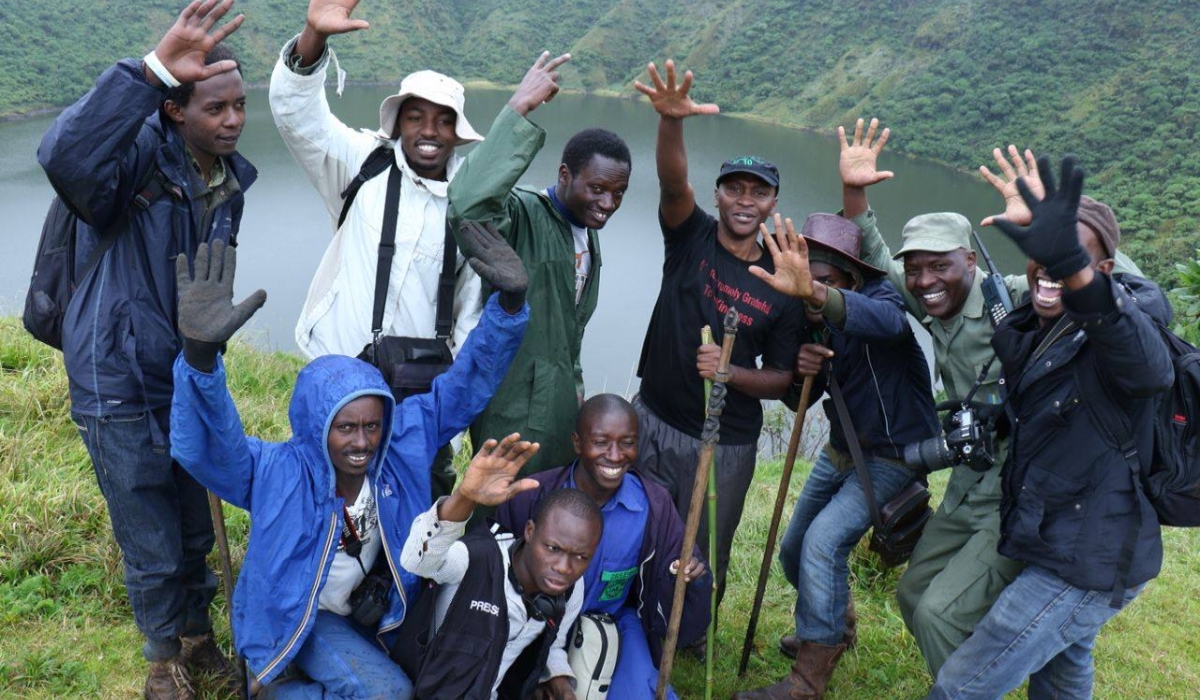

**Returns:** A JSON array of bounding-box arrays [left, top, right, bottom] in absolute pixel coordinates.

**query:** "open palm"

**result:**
[[839, 117, 893, 188], [306, 0, 370, 36], [458, 434, 540, 506], [633, 60, 719, 119]]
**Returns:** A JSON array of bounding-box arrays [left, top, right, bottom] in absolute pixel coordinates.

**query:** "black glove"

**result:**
[[175, 240, 267, 371], [993, 156, 1090, 281], [459, 221, 529, 314]]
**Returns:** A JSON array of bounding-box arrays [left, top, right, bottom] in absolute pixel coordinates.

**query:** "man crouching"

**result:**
[[169, 220, 529, 698]]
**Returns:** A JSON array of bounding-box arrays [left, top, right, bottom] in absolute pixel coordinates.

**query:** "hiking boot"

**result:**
[[733, 641, 846, 700], [144, 656, 194, 700], [779, 596, 857, 658], [181, 633, 242, 696]]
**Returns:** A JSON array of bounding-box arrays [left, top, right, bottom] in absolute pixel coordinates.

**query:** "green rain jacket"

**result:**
[[448, 106, 600, 474]]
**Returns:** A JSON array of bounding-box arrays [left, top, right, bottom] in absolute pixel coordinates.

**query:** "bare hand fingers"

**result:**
[[679, 70, 694, 96], [646, 62, 666, 92], [1007, 144, 1027, 176], [993, 147, 1016, 180], [852, 118, 864, 147], [979, 165, 1004, 189], [664, 59, 677, 92], [208, 13, 244, 45], [544, 52, 571, 72], [873, 127, 890, 154], [864, 117, 879, 146], [838, 125, 849, 151]]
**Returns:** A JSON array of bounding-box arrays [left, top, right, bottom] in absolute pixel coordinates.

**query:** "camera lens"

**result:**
[[904, 437, 953, 471]]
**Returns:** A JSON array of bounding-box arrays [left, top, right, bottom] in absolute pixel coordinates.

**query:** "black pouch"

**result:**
[[868, 480, 933, 568], [358, 336, 453, 399]]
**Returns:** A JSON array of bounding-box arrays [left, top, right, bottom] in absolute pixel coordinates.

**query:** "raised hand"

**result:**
[[457, 434, 541, 507], [993, 156, 1088, 281], [748, 214, 815, 300], [633, 60, 720, 119], [980, 145, 1044, 227], [839, 117, 893, 189], [507, 51, 572, 116], [151, 0, 244, 85], [175, 240, 266, 370], [306, 0, 370, 37], [460, 221, 529, 313]]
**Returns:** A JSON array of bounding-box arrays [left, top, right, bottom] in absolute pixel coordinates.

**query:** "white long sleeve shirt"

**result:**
[[269, 38, 482, 359]]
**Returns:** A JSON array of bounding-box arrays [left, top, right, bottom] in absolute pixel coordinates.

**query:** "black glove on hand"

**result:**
[[459, 221, 529, 314], [993, 156, 1090, 281], [175, 240, 267, 371]]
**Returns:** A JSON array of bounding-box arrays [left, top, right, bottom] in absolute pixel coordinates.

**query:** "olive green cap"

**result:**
[[893, 212, 973, 259]]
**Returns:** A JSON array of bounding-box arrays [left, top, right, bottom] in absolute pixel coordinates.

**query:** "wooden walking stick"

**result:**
[[701, 326, 718, 700], [737, 374, 816, 676], [656, 308, 740, 700], [208, 492, 249, 700]]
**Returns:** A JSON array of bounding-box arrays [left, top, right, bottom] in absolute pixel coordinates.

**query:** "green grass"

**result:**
[[1, 316, 1197, 698]]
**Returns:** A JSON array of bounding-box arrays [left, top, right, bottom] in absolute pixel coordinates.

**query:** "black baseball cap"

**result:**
[[716, 155, 780, 189]]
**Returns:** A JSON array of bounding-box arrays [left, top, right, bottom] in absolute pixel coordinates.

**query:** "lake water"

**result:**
[[0, 86, 1022, 394]]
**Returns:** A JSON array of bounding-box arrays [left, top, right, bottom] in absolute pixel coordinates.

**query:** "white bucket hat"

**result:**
[[377, 70, 483, 145]]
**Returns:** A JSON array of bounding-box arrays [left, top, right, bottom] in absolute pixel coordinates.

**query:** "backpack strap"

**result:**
[[435, 218, 457, 341], [827, 371, 886, 533], [370, 162, 403, 343], [338, 144, 395, 229], [76, 166, 174, 289]]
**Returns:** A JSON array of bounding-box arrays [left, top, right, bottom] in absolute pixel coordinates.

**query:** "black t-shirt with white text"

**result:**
[[637, 206, 803, 444]]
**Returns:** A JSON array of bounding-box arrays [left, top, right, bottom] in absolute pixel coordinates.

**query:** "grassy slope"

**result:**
[[1, 317, 1198, 698]]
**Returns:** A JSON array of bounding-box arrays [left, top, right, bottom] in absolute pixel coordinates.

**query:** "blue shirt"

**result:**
[[568, 465, 650, 614]]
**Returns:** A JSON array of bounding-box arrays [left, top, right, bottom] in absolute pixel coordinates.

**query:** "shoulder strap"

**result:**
[[436, 218, 457, 340], [370, 163, 403, 339], [338, 144, 395, 230], [76, 166, 173, 287], [827, 372, 885, 532]]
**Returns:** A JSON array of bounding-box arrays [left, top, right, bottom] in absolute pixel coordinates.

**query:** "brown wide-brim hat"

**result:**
[[800, 213, 886, 278]]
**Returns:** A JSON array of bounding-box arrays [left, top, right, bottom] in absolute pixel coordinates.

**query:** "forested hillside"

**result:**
[[4, 0, 1198, 282]]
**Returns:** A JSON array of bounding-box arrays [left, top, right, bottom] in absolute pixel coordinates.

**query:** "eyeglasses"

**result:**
[[719, 182, 775, 202]]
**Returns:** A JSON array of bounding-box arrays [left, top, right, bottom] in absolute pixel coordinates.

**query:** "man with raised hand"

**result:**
[[842, 119, 1143, 677], [926, 157, 1171, 699], [449, 52, 633, 477], [36, 2, 250, 696], [628, 60, 804, 613], [402, 440, 602, 700], [169, 220, 531, 699]]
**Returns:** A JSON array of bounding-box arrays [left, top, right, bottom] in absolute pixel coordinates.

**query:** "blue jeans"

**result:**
[[258, 611, 412, 700], [778, 449, 914, 645], [607, 607, 679, 700], [926, 566, 1143, 700], [73, 408, 216, 661]]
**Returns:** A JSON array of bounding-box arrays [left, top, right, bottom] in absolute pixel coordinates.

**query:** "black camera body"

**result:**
[[905, 404, 995, 472], [348, 573, 391, 629]]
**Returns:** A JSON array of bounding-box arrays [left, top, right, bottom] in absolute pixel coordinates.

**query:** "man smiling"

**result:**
[[449, 52, 633, 476], [498, 395, 711, 699]]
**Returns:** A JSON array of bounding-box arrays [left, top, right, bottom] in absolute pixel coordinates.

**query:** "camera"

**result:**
[[348, 573, 391, 628], [904, 404, 995, 472]]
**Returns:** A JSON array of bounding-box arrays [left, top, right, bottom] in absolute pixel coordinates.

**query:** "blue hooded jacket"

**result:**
[[170, 295, 528, 683], [38, 58, 257, 418]]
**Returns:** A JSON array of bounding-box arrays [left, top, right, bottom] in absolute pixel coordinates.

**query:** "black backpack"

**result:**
[[23, 167, 173, 350], [1079, 324, 1200, 528]]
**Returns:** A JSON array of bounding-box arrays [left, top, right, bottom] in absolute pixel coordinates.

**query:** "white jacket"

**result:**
[[269, 42, 482, 360]]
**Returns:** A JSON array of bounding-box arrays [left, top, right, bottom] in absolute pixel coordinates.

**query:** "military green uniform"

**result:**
[[448, 106, 599, 475], [854, 208, 1142, 676]]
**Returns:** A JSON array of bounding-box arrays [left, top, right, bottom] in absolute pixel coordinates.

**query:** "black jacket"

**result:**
[[992, 274, 1173, 591]]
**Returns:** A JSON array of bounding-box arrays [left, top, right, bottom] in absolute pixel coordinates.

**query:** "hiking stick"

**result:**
[[207, 492, 249, 700], [701, 326, 717, 700], [737, 375, 815, 676], [656, 308, 740, 700]]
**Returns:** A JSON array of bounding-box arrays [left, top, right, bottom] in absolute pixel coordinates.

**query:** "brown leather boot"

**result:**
[[181, 633, 242, 696], [732, 641, 846, 700], [144, 655, 194, 700]]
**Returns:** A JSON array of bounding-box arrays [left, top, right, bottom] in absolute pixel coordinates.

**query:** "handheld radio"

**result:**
[[973, 230, 1015, 328]]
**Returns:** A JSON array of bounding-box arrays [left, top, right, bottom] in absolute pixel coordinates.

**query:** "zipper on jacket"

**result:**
[[638, 549, 664, 627], [374, 488, 408, 643], [258, 510, 339, 680]]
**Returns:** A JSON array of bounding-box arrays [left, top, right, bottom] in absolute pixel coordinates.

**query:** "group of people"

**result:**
[[37, 1, 1177, 699]]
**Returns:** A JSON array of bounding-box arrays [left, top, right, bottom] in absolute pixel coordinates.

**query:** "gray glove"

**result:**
[[175, 240, 267, 371], [459, 221, 528, 313]]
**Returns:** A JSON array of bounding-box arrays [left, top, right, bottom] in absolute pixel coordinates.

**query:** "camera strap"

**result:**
[[336, 488, 368, 576], [827, 372, 885, 532]]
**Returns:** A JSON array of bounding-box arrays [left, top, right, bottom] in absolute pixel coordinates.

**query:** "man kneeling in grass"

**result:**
[[168, 220, 528, 698]]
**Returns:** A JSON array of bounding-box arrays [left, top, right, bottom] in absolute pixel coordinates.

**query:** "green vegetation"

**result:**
[[3, 0, 1200, 285], [2, 317, 1198, 697]]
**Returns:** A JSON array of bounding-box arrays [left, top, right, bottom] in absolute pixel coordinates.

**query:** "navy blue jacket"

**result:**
[[992, 274, 1172, 592], [171, 295, 529, 683], [496, 465, 713, 664], [38, 58, 257, 417], [784, 277, 939, 461]]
